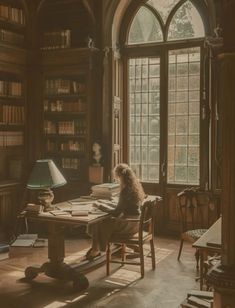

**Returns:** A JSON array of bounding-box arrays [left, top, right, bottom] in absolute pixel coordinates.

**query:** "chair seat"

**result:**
[[183, 228, 207, 241], [109, 231, 151, 244]]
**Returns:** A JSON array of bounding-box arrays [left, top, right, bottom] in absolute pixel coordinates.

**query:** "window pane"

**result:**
[[147, 0, 180, 23], [168, 1, 205, 41], [128, 57, 160, 182], [128, 7, 163, 45], [167, 47, 200, 184]]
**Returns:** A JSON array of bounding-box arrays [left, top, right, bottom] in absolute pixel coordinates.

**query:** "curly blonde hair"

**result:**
[[114, 163, 145, 203]]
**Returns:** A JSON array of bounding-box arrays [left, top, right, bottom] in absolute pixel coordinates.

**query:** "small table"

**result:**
[[193, 217, 221, 289], [24, 200, 109, 291]]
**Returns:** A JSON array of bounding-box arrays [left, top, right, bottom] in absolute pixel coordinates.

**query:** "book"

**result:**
[[206, 240, 221, 248], [187, 290, 213, 300], [71, 210, 89, 216], [50, 210, 71, 216], [187, 296, 212, 308], [11, 239, 35, 247], [92, 183, 119, 191], [11, 234, 38, 247]]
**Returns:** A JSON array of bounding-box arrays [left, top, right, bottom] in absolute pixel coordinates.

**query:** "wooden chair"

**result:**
[[177, 188, 208, 268], [106, 196, 162, 278]]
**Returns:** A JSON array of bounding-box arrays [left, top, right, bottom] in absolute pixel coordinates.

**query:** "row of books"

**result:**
[[0, 105, 25, 124], [45, 79, 86, 96], [44, 99, 86, 113], [0, 131, 23, 146], [41, 29, 71, 50], [91, 182, 120, 199], [0, 28, 24, 47], [44, 120, 86, 135], [46, 140, 85, 152], [0, 80, 22, 97], [62, 158, 80, 170], [0, 4, 25, 25]]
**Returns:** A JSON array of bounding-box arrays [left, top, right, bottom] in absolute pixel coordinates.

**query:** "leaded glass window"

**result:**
[[168, 1, 205, 40], [125, 0, 206, 185], [128, 7, 163, 44], [128, 57, 160, 182], [168, 47, 200, 184]]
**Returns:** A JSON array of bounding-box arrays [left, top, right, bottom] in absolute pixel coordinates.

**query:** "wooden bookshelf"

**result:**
[[0, 1, 25, 48], [0, 72, 25, 180], [42, 74, 89, 182], [0, 1, 27, 240]]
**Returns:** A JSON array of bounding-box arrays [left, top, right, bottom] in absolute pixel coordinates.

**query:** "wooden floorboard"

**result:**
[[0, 236, 199, 308]]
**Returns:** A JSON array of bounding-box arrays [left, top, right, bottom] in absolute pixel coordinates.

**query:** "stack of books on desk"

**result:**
[[91, 183, 120, 199], [181, 290, 213, 308]]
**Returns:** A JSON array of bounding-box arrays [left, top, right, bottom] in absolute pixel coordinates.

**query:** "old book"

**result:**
[[188, 296, 212, 308], [71, 210, 89, 216], [181, 299, 198, 308], [187, 290, 213, 300]]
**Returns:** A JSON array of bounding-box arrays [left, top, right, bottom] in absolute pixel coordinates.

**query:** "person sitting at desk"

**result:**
[[86, 163, 145, 260]]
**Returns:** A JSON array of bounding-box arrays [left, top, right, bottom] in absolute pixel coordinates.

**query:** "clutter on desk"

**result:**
[[91, 182, 120, 199], [24, 203, 43, 213], [50, 210, 71, 216], [71, 210, 89, 216]]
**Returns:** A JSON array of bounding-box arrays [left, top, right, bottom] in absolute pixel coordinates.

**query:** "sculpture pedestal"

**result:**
[[89, 166, 104, 184]]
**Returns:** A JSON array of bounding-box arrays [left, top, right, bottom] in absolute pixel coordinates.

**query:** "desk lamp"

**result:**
[[27, 159, 67, 212]]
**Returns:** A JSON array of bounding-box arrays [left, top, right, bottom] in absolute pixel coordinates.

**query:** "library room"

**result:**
[[0, 1, 234, 307]]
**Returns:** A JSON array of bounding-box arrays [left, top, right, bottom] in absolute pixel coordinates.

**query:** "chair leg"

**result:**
[[121, 244, 126, 262], [140, 244, 145, 278], [106, 242, 111, 276], [195, 248, 200, 270], [178, 239, 184, 260], [150, 239, 156, 270]]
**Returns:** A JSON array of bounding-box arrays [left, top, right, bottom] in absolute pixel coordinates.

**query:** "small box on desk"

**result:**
[[89, 166, 104, 184]]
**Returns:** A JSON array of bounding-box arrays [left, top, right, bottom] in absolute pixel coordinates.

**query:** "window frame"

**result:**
[[120, 0, 209, 189]]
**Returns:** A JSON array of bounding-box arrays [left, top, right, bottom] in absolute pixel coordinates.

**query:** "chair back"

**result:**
[[177, 188, 206, 232], [139, 197, 161, 241]]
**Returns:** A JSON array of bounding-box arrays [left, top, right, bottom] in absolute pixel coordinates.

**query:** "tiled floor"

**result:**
[[0, 236, 199, 308]]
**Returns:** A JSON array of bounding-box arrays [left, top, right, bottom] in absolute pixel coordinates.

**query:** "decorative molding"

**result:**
[[103, 46, 110, 59], [113, 43, 121, 59], [205, 25, 223, 49]]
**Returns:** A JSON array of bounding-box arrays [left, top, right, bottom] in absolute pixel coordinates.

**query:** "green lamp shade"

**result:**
[[27, 159, 67, 189]]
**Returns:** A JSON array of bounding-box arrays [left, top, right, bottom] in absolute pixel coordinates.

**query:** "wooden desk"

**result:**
[[24, 200, 109, 291], [193, 217, 221, 289]]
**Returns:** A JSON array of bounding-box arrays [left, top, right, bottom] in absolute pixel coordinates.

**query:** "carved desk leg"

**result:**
[[25, 222, 89, 291]]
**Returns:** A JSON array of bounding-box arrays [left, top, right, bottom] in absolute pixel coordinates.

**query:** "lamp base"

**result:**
[[38, 189, 54, 212]]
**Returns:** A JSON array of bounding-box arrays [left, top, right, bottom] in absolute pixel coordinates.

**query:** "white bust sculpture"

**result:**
[[92, 142, 102, 166]]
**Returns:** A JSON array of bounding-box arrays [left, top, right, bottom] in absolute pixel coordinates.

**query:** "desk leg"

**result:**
[[25, 222, 89, 291], [199, 250, 204, 290]]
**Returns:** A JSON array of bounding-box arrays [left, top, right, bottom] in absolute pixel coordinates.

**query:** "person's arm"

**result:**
[[96, 190, 126, 217]]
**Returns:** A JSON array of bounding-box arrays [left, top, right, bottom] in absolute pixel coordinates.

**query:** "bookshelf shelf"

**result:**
[[43, 72, 89, 185], [0, 17, 25, 30], [45, 134, 86, 139], [44, 112, 86, 117]]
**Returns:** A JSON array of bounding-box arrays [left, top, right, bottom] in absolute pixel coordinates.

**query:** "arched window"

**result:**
[[122, 0, 208, 187]]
